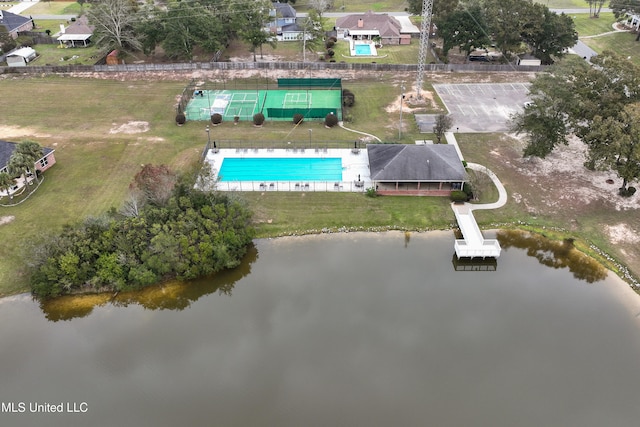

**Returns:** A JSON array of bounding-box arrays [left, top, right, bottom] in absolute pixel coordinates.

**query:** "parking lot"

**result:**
[[431, 83, 532, 133]]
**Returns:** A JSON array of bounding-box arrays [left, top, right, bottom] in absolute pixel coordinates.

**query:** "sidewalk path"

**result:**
[[338, 122, 382, 142], [8, 0, 39, 14], [444, 131, 508, 211], [465, 163, 508, 211]]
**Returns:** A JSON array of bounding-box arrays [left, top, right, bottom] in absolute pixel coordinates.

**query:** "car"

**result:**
[[468, 55, 489, 62]]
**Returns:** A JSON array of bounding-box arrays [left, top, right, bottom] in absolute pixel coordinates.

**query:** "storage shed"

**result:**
[[6, 47, 37, 67], [106, 50, 120, 65]]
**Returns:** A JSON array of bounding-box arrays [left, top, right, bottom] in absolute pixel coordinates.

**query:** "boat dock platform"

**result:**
[[452, 203, 501, 258]]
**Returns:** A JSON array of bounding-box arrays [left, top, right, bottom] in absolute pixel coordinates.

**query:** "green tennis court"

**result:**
[[184, 89, 342, 122]]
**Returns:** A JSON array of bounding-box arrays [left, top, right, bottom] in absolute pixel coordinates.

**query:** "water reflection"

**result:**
[[2, 232, 640, 427], [39, 244, 258, 321], [452, 254, 498, 271], [497, 230, 607, 283]]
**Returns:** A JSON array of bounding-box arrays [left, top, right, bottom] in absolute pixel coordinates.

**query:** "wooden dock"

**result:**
[[452, 203, 501, 258]]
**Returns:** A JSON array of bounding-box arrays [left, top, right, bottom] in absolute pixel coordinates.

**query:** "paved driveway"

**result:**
[[432, 83, 531, 133]]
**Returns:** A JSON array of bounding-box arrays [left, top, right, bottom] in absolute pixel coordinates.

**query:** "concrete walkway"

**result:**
[[338, 121, 382, 142], [8, 0, 39, 14], [444, 132, 508, 210], [445, 131, 508, 210], [465, 163, 508, 211]]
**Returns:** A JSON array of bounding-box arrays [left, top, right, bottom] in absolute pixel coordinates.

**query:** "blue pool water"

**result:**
[[219, 157, 343, 181], [354, 44, 372, 55]]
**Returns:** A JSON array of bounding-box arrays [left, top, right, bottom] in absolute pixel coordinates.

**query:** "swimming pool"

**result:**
[[354, 44, 372, 55], [218, 157, 343, 181]]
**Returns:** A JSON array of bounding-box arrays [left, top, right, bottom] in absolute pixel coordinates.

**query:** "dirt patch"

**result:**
[[474, 132, 640, 283], [606, 223, 640, 245], [109, 121, 150, 134], [510, 134, 640, 213], [0, 216, 15, 226], [0, 125, 50, 139], [385, 82, 436, 114]]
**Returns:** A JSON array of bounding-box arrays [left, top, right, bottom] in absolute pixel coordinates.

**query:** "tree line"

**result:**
[[28, 165, 255, 299], [408, 0, 577, 64], [511, 52, 640, 197], [85, 0, 326, 62]]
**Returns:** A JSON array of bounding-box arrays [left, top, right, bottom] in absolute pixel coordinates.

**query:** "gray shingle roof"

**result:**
[[0, 10, 32, 33], [0, 140, 53, 171], [273, 2, 296, 18], [367, 144, 466, 182]]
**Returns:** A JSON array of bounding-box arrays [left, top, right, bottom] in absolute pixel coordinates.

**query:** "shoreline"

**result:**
[[4, 230, 640, 325]]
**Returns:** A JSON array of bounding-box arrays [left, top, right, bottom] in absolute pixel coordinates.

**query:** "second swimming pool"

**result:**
[[218, 157, 343, 182]]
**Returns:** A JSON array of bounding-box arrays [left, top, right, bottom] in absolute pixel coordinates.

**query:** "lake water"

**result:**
[[2, 231, 640, 427]]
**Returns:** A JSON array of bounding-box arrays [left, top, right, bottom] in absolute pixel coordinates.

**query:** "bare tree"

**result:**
[[309, 0, 334, 16], [121, 190, 145, 217], [87, 0, 142, 54]]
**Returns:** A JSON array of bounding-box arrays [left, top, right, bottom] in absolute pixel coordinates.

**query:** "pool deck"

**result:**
[[349, 39, 378, 57], [204, 148, 372, 192]]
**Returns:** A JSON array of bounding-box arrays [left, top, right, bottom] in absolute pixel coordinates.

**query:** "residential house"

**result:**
[[0, 10, 34, 39], [56, 15, 94, 47], [367, 144, 466, 195], [266, 2, 307, 42], [0, 140, 56, 197], [336, 11, 411, 45]]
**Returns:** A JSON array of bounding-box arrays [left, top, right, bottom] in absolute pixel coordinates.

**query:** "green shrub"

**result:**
[[342, 88, 355, 107], [253, 112, 265, 126], [450, 190, 468, 203], [326, 48, 335, 57], [325, 40, 335, 49], [365, 187, 378, 198], [293, 113, 304, 124], [619, 186, 637, 197], [324, 112, 339, 127], [211, 113, 223, 125], [329, 36, 337, 43], [175, 113, 186, 125]]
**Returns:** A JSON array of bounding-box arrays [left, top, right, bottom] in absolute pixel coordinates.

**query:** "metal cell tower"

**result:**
[[416, 0, 434, 98]]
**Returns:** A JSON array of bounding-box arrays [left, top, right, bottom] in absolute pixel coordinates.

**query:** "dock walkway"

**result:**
[[445, 132, 507, 258]]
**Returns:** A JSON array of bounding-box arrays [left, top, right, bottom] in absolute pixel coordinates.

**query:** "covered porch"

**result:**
[[375, 181, 462, 196]]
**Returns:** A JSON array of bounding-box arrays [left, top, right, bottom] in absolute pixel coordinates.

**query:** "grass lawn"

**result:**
[[582, 32, 640, 64], [0, 73, 427, 292], [572, 12, 617, 37], [0, 72, 638, 297], [534, 0, 587, 8], [32, 18, 71, 35], [19, 1, 82, 15], [293, 0, 411, 13], [29, 44, 100, 66]]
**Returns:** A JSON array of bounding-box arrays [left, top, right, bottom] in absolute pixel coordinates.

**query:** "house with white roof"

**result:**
[[56, 15, 94, 47]]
